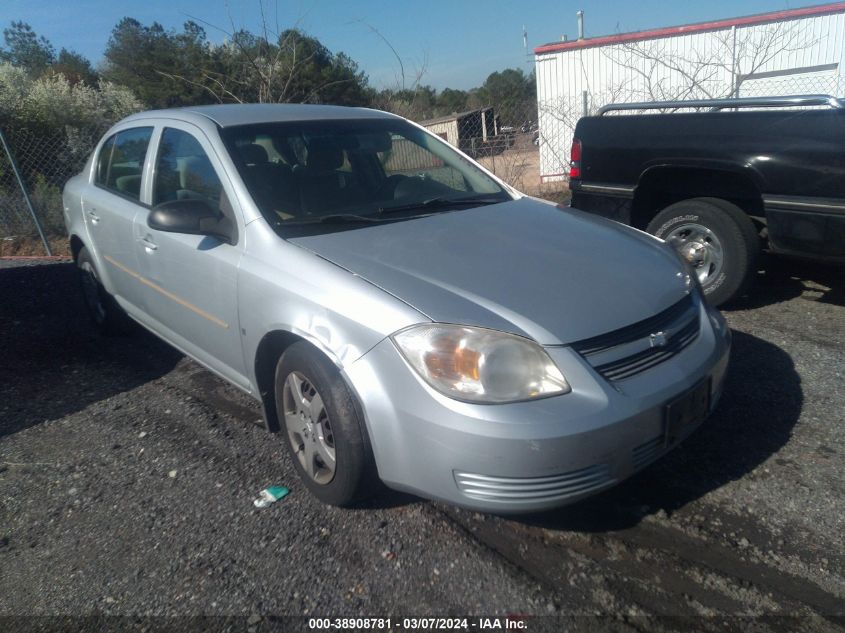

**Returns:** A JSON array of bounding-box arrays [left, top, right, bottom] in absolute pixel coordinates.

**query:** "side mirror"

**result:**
[[148, 198, 235, 244]]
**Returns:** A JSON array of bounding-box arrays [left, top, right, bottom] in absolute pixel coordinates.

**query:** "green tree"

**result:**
[[102, 18, 370, 108], [0, 21, 55, 75], [214, 28, 370, 105], [477, 68, 536, 124], [374, 84, 441, 119], [52, 48, 98, 86], [102, 18, 213, 107], [436, 88, 469, 115]]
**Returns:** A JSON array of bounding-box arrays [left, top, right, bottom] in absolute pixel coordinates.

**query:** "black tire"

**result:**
[[274, 341, 377, 506], [646, 198, 760, 306], [698, 196, 762, 259], [76, 246, 133, 335]]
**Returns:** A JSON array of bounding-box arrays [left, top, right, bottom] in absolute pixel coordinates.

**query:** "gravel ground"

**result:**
[[0, 257, 843, 631]]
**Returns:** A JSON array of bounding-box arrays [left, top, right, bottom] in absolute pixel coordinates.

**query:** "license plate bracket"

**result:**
[[664, 378, 711, 447]]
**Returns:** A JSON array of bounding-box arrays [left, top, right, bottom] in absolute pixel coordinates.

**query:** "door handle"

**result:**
[[138, 237, 158, 251], [87, 209, 100, 224]]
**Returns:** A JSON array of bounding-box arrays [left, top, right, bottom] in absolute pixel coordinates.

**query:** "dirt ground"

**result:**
[[0, 256, 843, 632], [0, 235, 70, 257]]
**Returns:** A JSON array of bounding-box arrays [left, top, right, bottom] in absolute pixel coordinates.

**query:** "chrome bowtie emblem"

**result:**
[[649, 331, 668, 348]]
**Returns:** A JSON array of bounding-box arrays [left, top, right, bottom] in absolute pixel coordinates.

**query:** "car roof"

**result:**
[[120, 103, 400, 128]]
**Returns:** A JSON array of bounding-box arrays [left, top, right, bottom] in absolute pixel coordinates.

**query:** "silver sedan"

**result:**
[[63, 104, 731, 513]]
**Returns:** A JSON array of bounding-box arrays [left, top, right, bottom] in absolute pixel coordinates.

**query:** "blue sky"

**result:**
[[2, 0, 821, 89]]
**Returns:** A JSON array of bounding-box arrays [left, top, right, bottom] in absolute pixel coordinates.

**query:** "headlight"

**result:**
[[667, 245, 702, 294], [391, 324, 571, 404]]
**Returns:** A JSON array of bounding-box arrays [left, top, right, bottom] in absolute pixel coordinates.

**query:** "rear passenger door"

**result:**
[[133, 123, 249, 389], [83, 126, 154, 313]]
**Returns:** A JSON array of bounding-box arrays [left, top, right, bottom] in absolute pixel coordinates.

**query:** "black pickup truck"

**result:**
[[569, 95, 845, 305]]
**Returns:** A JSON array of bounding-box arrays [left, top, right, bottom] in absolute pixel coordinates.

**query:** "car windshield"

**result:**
[[220, 118, 510, 234]]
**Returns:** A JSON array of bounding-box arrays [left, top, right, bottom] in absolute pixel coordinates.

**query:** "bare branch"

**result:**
[[154, 69, 244, 103], [351, 19, 406, 90]]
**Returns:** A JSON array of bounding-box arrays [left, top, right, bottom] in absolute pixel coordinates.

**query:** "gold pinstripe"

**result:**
[[103, 254, 229, 329]]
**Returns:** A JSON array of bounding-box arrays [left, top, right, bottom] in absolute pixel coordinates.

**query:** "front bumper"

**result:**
[[344, 299, 731, 513]]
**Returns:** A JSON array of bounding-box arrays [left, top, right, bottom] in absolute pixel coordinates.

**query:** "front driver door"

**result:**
[[133, 123, 249, 390]]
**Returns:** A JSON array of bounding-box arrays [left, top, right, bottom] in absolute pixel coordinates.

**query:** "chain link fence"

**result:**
[[736, 72, 843, 98], [415, 104, 569, 203], [0, 124, 108, 256], [3, 74, 840, 257]]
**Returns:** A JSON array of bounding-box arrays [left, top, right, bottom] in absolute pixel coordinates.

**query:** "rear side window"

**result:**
[[153, 128, 223, 208], [95, 127, 153, 201]]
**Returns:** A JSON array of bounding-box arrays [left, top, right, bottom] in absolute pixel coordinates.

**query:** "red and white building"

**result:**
[[534, 2, 845, 182]]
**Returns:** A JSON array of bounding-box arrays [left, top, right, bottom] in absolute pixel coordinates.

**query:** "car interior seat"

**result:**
[[175, 155, 220, 202], [237, 143, 300, 219], [115, 174, 142, 198], [296, 137, 366, 214]]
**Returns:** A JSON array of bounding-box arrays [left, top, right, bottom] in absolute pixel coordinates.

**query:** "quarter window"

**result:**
[[95, 135, 115, 186], [95, 127, 153, 201], [153, 128, 223, 208]]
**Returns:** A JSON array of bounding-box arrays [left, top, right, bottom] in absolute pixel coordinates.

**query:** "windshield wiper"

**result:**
[[378, 194, 507, 215], [282, 213, 387, 226], [279, 195, 507, 227]]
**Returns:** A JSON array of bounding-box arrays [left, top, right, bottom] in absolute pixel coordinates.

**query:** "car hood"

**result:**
[[288, 198, 690, 345]]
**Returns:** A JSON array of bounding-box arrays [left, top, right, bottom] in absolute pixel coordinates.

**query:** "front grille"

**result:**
[[454, 464, 613, 504], [572, 294, 700, 382], [595, 317, 699, 380], [632, 435, 664, 470]]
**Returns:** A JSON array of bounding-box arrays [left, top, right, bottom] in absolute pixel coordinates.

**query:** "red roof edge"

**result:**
[[534, 2, 845, 55]]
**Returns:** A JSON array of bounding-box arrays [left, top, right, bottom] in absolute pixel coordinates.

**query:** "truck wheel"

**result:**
[[274, 341, 377, 506], [647, 198, 760, 306], [76, 246, 133, 335]]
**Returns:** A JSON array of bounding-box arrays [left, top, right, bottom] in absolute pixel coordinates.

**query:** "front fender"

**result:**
[[238, 219, 427, 393]]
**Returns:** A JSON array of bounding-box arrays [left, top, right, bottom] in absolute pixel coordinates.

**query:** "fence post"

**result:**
[[582, 91, 589, 117], [730, 25, 738, 98], [0, 128, 52, 256]]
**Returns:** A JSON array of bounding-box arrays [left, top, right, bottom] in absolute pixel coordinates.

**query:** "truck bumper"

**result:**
[[570, 190, 634, 226]]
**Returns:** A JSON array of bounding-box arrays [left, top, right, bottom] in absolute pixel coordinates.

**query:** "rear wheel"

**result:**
[[274, 341, 377, 506], [647, 198, 760, 306], [76, 246, 132, 334]]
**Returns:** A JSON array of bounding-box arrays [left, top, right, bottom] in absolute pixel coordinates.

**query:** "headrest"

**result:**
[[115, 174, 141, 196], [240, 143, 269, 166], [305, 137, 344, 170], [176, 155, 215, 189], [355, 131, 392, 153]]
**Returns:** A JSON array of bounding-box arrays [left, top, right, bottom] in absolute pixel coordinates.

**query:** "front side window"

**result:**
[[95, 127, 153, 201], [153, 128, 224, 209], [221, 118, 509, 235]]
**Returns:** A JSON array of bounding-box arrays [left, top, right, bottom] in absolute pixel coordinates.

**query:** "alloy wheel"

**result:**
[[282, 371, 336, 484]]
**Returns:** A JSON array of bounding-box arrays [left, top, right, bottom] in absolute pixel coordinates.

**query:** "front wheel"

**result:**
[[274, 342, 377, 506], [647, 198, 760, 306]]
